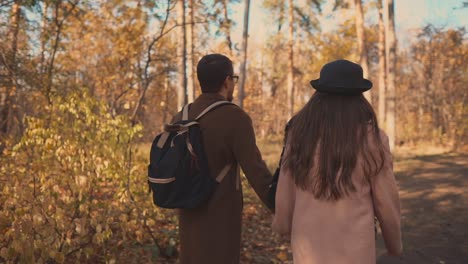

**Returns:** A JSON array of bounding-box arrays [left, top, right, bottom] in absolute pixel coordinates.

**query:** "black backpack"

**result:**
[[148, 101, 234, 209]]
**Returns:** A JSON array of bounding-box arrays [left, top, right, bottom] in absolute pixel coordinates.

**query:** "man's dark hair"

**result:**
[[197, 54, 233, 93]]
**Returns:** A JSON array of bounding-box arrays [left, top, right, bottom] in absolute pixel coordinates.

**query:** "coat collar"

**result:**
[[195, 93, 227, 104]]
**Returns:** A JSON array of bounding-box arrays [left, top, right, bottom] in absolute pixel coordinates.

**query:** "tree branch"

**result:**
[[130, 0, 172, 124], [45, 0, 80, 104], [130, 0, 208, 124]]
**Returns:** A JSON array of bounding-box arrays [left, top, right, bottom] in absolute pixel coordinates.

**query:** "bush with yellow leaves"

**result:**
[[0, 90, 178, 263]]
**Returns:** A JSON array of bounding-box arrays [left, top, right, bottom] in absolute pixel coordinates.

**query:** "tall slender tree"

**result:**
[[1, 0, 21, 137], [186, 0, 195, 103], [39, 1, 49, 73], [354, 0, 371, 102], [287, 0, 294, 119], [377, 0, 386, 124], [385, 0, 396, 150], [238, 0, 250, 109], [177, 0, 187, 110]]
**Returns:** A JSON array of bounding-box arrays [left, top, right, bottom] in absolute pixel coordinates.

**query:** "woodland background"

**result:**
[[0, 0, 466, 263]]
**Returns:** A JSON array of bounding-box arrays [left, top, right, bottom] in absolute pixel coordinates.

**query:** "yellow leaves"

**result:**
[[0, 247, 7, 259], [0, 212, 9, 232], [128, 220, 138, 231], [0, 90, 160, 262], [75, 217, 88, 236], [273, 245, 289, 262], [75, 175, 88, 187], [33, 213, 44, 226], [11, 239, 22, 253], [75, 222, 83, 235], [19, 219, 33, 234], [96, 224, 103, 233], [0, 247, 16, 260], [55, 252, 65, 263], [49, 250, 65, 264], [45, 138, 55, 150], [135, 230, 143, 242], [119, 214, 128, 223], [147, 219, 155, 226], [93, 232, 105, 244]]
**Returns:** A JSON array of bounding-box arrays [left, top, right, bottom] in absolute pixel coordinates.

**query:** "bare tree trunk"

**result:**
[[385, 0, 397, 150], [177, 0, 187, 110], [163, 74, 170, 124], [237, 0, 250, 109], [9, 1, 20, 75], [377, 0, 386, 125], [287, 0, 294, 119], [354, 0, 371, 103], [186, 0, 195, 103], [1, 1, 21, 136], [40, 1, 48, 74]]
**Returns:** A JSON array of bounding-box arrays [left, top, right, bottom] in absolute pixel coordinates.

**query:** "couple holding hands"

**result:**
[[155, 53, 401, 264]]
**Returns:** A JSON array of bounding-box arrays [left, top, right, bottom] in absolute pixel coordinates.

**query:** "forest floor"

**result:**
[[156, 141, 468, 264]]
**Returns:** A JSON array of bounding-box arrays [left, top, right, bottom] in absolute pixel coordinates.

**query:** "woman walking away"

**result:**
[[272, 59, 402, 264]]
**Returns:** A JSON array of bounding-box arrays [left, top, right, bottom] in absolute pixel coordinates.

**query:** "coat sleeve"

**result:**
[[272, 144, 295, 236], [230, 109, 274, 210], [371, 131, 402, 256]]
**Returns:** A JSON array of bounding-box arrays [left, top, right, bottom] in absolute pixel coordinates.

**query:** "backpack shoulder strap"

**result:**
[[182, 103, 191, 121], [195, 101, 235, 121], [156, 103, 190, 149], [215, 163, 232, 183]]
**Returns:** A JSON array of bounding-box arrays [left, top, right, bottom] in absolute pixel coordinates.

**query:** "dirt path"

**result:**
[[240, 152, 468, 264], [376, 152, 468, 264]]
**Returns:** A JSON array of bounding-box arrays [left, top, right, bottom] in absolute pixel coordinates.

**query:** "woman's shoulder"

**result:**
[[377, 128, 389, 143], [364, 126, 390, 152]]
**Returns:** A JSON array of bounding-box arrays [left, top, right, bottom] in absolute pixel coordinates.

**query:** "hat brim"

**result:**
[[310, 79, 372, 95]]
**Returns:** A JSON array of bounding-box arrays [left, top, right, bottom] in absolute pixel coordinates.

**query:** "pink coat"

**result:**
[[272, 130, 402, 264]]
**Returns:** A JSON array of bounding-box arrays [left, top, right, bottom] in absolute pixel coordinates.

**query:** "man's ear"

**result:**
[[222, 76, 229, 89]]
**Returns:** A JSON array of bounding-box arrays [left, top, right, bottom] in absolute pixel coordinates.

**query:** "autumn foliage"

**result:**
[[0, 91, 178, 262], [0, 0, 466, 263]]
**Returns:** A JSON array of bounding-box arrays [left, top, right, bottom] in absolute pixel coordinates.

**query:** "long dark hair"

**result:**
[[283, 92, 385, 201]]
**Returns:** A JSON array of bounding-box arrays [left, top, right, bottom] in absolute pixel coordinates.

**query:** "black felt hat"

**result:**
[[310, 59, 372, 95]]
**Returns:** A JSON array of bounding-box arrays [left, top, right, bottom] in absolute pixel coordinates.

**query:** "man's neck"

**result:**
[[218, 91, 228, 100], [200, 92, 226, 100]]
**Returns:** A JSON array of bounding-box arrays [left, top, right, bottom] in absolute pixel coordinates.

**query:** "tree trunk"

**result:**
[[186, 0, 195, 103], [287, 0, 294, 119], [9, 1, 20, 74], [177, 0, 187, 111], [40, 1, 48, 75], [385, 0, 397, 150], [1, 1, 21, 136], [354, 0, 371, 103], [163, 74, 170, 124], [237, 0, 250, 109], [377, 0, 386, 125]]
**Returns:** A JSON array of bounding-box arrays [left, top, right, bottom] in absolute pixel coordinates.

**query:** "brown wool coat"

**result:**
[[172, 93, 273, 264]]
